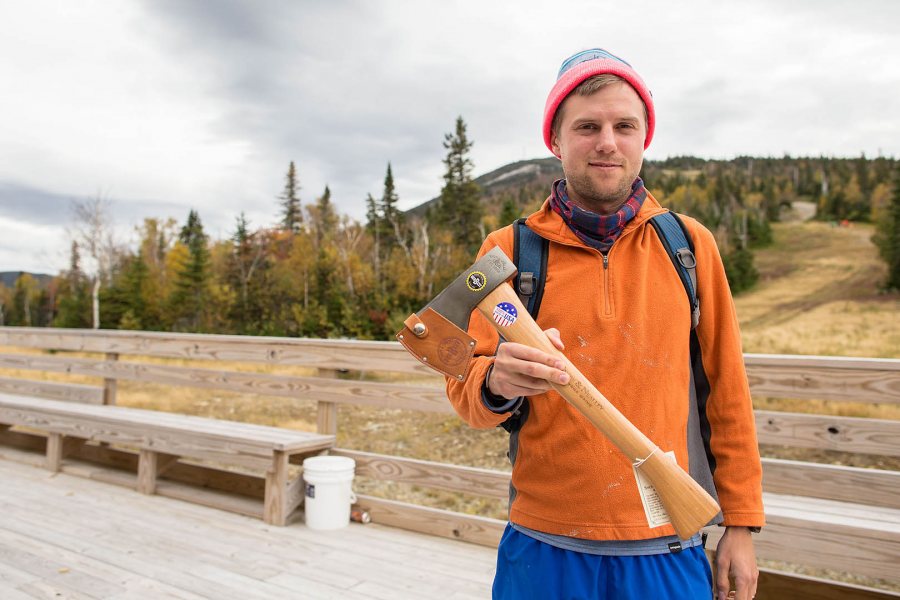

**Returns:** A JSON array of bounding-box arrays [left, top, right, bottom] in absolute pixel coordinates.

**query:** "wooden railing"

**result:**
[[1, 326, 898, 598]]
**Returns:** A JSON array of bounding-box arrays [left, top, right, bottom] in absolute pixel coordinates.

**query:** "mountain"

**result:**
[[407, 157, 564, 217], [0, 272, 54, 288]]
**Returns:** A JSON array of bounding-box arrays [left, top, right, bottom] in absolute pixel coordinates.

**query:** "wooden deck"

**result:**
[[0, 459, 496, 599]]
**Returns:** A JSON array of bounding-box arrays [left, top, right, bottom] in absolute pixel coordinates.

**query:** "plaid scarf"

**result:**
[[549, 178, 646, 253]]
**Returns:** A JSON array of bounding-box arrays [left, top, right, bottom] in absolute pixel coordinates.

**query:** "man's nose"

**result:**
[[595, 126, 616, 153]]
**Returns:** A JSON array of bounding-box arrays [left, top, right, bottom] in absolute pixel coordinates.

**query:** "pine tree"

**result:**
[[499, 195, 520, 226], [380, 162, 405, 249], [54, 242, 92, 328], [170, 209, 211, 330], [312, 185, 338, 247], [874, 165, 900, 290], [279, 161, 303, 233], [228, 212, 267, 330], [435, 116, 483, 252]]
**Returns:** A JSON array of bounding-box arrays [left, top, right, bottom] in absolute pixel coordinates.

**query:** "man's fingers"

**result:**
[[715, 558, 731, 600], [733, 572, 754, 600], [497, 345, 567, 380], [490, 342, 570, 398], [499, 341, 562, 367], [499, 356, 569, 387], [544, 327, 566, 351]]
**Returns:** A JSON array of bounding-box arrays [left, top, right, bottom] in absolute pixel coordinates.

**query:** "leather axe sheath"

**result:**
[[396, 246, 720, 539]]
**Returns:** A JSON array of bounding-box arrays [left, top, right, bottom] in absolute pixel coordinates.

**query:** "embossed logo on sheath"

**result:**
[[438, 338, 467, 366]]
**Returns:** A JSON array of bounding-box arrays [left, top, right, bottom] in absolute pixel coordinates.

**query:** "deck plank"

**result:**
[[0, 458, 495, 599]]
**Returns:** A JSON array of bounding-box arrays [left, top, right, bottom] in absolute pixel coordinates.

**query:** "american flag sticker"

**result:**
[[492, 302, 518, 327]]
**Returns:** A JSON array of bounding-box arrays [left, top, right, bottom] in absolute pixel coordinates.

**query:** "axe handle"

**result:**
[[476, 282, 720, 539]]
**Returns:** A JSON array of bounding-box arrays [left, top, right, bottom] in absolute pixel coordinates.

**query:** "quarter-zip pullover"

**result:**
[[445, 192, 765, 541]]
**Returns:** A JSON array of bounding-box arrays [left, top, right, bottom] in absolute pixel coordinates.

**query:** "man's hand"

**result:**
[[715, 527, 759, 600], [487, 327, 570, 399]]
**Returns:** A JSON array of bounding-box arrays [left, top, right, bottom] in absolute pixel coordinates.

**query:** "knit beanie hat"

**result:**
[[543, 48, 655, 152]]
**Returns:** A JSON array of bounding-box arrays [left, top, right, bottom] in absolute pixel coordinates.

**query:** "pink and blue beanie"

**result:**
[[543, 48, 655, 152]]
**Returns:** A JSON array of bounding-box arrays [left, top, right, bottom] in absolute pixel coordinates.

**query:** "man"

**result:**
[[445, 49, 765, 600]]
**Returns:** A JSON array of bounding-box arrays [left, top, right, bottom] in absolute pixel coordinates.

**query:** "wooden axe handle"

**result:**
[[477, 282, 720, 539]]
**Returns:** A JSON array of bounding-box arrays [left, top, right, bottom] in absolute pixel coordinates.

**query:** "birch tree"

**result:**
[[70, 196, 118, 329]]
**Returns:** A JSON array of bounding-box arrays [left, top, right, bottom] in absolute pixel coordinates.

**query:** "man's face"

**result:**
[[550, 82, 646, 215]]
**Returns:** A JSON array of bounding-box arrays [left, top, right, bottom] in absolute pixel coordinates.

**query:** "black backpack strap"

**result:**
[[513, 218, 549, 319], [500, 219, 549, 436], [649, 211, 700, 329]]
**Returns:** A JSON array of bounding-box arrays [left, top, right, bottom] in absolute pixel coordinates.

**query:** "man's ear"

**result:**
[[550, 130, 562, 159]]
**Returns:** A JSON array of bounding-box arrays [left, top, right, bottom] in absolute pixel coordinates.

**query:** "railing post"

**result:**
[[103, 352, 119, 405], [316, 368, 338, 435]]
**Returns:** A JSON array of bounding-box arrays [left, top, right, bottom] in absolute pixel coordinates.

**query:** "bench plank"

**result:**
[[0, 394, 333, 452], [0, 376, 104, 404]]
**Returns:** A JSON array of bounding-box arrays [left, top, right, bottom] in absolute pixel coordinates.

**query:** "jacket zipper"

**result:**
[[601, 252, 612, 316]]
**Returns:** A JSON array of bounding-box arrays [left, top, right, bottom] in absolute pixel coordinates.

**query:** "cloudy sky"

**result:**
[[1, 0, 898, 274]]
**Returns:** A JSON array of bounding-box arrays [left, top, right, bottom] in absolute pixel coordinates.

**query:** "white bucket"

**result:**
[[302, 456, 356, 530]]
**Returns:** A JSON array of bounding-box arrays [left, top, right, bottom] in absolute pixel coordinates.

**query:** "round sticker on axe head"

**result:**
[[466, 271, 487, 291], [492, 302, 518, 327]]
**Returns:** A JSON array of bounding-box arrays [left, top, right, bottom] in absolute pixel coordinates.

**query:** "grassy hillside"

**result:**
[[735, 220, 899, 359]]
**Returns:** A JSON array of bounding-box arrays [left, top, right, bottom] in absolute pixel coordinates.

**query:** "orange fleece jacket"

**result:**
[[445, 192, 765, 541]]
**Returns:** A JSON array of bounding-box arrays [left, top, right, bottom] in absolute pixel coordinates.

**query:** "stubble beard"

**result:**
[[564, 170, 634, 216]]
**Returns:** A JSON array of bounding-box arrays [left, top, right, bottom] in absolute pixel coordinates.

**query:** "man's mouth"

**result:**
[[590, 161, 621, 168]]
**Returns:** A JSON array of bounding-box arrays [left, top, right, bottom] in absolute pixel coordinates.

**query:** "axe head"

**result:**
[[396, 246, 517, 379]]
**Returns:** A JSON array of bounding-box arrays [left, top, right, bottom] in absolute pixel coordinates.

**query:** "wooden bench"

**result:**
[[0, 393, 334, 525]]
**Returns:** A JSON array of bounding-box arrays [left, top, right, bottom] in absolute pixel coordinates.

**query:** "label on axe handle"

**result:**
[[633, 450, 676, 528], [396, 308, 476, 380]]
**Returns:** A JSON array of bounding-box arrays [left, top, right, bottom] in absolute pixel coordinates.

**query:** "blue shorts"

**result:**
[[493, 524, 713, 600]]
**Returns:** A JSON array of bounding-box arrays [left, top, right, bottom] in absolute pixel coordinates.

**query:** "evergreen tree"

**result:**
[[279, 161, 303, 233], [228, 212, 268, 332], [873, 165, 900, 290], [365, 193, 381, 237], [380, 162, 404, 249], [312, 185, 338, 247], [499, 195, 520, 226], [54, 242, 92, 328], [722, 247, 759, 294], [435, 116, 483, 252], [120, 251, 150, 328], [169, 209, 211, 330]]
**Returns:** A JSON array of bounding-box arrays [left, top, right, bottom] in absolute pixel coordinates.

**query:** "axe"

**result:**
[[396, 246, 720, 539]]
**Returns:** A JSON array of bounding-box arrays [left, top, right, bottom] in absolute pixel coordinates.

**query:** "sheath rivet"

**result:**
[[413, 323, 427, 337], [422, 356, 428, 362], [457, 374, 464, 381], [469, 341, 475, 347]]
